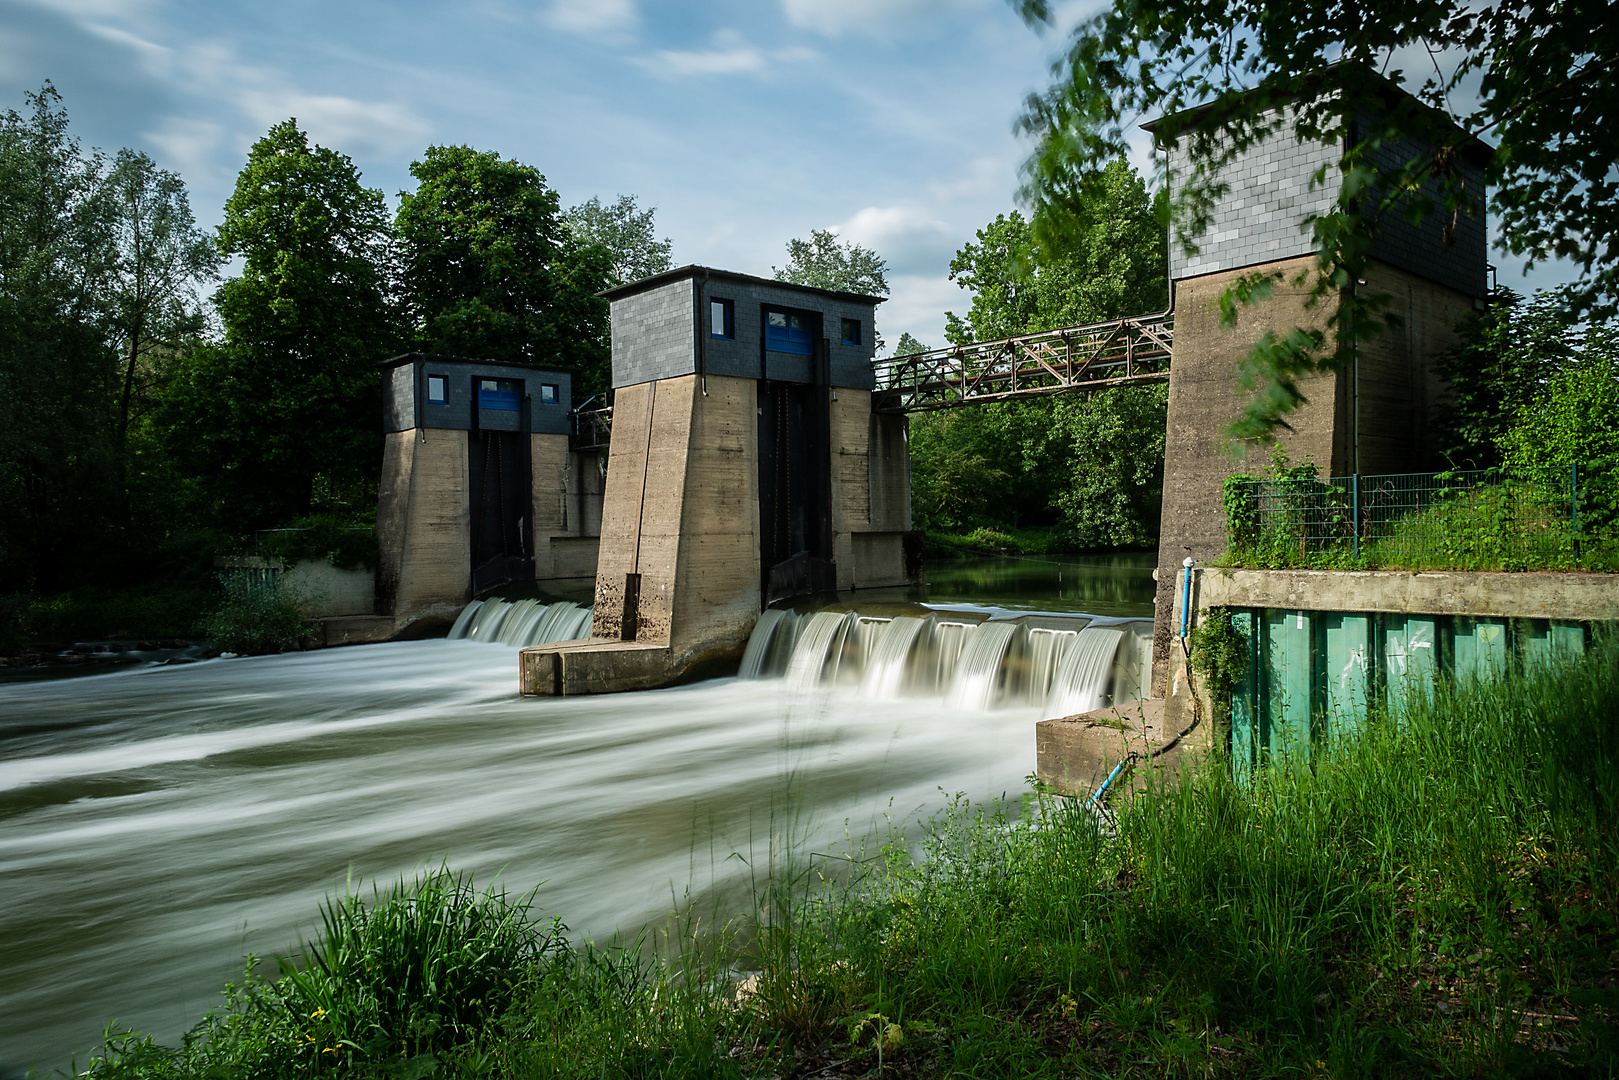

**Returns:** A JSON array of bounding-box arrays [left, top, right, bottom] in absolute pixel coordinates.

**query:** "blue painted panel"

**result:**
[[1324, 613, 1372, 744], [1550, 621, 1586, 658], [1265, 608, 1314, 765], [477, 378, 520, 411], [1454, 617, 1509, 682], [1230, 609, 1260, 785], [1384, 615, 1438, 716]]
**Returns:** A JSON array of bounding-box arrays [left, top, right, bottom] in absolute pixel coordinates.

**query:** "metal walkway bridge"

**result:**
[[571, 311, 1173, 444], [871, 311, 1172, 413]]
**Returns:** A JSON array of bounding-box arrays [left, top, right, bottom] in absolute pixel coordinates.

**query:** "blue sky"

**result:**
[[1, 0, 1577, 350]]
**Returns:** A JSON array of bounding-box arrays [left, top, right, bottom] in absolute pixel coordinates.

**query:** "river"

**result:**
[[0, 553, 1154, 1075]]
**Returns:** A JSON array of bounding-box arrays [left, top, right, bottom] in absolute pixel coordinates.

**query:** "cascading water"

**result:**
[[743, 607, 1151, 717], [448, 598, 594, 647], [1045, 626, 1126, 717], [943, 621, 1022, 712]]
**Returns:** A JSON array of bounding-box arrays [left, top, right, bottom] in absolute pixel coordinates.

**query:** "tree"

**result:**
[[1011, 0, 1619, 437], [562, 194, 673, 285], [1432, 289, 1576, 469], [161, 120, 399, 528], [396, 145, 612, 397], [774, 229, 889, 296], [103, 149, 218, 441], [891, 331, 929, 358], [945, 159, 1165, 345], [0, 83, 120, 587]]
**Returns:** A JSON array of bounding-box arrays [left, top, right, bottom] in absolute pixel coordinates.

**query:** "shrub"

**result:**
[[198, 571, 311, 654]]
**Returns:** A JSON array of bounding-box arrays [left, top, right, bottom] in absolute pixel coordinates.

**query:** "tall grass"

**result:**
[[77, 645, 1619, 1077]]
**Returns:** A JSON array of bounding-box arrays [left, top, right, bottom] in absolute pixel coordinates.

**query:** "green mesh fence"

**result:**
[[1226, 466, 1616, 571]]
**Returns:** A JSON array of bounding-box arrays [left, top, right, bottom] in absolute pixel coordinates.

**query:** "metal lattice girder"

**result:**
[[871, 312, 1173, 413]]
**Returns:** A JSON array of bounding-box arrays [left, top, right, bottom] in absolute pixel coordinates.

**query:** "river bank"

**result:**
[[71, 641, 1619, 1077]]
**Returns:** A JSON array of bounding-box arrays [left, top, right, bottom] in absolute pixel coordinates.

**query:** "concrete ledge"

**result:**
[[1198, 567, 1619, 621], [520, 639, 676, 695], [1036, 698, 1211, 797], [317, 615, 395, 648]]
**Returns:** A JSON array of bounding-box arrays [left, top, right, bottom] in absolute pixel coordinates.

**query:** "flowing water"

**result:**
[[0, 556, 1153, 1075]]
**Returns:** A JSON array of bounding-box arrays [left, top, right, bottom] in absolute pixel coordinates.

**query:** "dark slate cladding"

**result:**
[[603, 265, 883, 391], [378, 354, 573, 434], [1149, 79, 1488, 299]]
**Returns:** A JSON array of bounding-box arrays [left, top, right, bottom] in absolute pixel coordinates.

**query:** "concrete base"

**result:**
[[520, 639, 671, 695], [1035, 698, 1212, 797]]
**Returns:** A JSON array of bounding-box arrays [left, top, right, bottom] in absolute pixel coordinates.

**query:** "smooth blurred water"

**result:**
[[0, 640, 1044, 1075]]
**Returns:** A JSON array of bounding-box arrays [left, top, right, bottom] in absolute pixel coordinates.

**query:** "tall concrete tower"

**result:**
[[1146, 81, 1490, 692]]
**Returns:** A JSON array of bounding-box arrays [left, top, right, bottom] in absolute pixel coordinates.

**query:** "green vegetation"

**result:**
[[0, 83, 659, 619], [197, 572, 312, 655], [908, 159, 1169, 555], [79, 644, 1619, 1077], [1012, 0, 1618, 439]]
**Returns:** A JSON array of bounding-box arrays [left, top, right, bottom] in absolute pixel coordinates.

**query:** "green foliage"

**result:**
[[561, 194, 673, 286], [396, 145, 612, 398], [909, 161, 1167, 552], [1433, 288, 1577, 469], [199, 571, 311, 654], [1189, 606, 1246, 728], [773, 229, 889, 297], [1011, 0, 1619, 440], [890, 330, 928, 358], [159, 120, 400, 531], [258, 514, 378, 572], [943, 160, 1165, 346]]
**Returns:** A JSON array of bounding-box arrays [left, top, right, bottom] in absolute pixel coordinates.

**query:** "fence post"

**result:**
[[1571, 462, 1580, 564], [1352, 473, 1360, 562]]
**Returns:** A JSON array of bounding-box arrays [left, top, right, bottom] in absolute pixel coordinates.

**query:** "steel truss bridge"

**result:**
[[571, 311, 1172, 445], [871, 311, 1172, 413]]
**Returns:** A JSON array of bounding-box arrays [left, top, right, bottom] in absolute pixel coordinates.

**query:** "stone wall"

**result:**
[[376, 427, 471, 625]]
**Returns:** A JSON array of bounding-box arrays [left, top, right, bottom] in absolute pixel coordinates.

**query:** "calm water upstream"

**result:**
[[0, 555, 1154, 1075]]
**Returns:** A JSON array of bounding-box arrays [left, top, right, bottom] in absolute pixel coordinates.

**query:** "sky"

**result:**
[[0, 0, 1581, 351]]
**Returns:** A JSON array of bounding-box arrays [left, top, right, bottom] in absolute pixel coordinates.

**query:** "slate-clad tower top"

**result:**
[[379, 353, 573, 436], [1144, 75, 1490, 299], [602, 265, 884, 391]]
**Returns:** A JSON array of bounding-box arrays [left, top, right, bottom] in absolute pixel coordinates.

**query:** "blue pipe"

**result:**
[[1087, 754, 1133, 808], [1179, 557, 1194, 639]]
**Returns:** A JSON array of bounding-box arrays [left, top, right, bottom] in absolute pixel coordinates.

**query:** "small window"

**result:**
[[840, 318, 861, 346], [539, 383, 559, 404], [426, 374, 447, 404], [710, 298, 735, 339], [477, 378, 520, 411], [765, 309, 813, 355]]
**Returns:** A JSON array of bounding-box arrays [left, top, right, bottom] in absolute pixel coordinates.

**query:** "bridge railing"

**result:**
[[870, 312, 1173, 413]]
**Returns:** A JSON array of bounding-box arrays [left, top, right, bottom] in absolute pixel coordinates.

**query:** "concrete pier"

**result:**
[[522, 267, 921, 694]]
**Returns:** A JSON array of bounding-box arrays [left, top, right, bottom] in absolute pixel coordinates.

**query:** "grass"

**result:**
[[72, 644, 1619, 1078]]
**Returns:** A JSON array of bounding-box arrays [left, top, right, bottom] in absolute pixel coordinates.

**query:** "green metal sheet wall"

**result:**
[[1228, 609, 1588, 776]]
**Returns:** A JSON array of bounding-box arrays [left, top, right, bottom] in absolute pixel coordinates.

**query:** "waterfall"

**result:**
[[448, 598, 594, 648], [1044, 626, 1126, 717], [733, 606, 1151, 715], [858, 616, 928, 699], [784, 611, 858, 689], [942, 621, 1022, 712]]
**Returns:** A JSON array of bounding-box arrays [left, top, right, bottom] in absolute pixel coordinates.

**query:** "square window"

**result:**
[[765, 308, 813, 355], [478, 378, 520, 411], [841, 318, 861, 346], [710, 298, 735, 339], [427, 374, 447, 403], [539, 383, 559, 404]]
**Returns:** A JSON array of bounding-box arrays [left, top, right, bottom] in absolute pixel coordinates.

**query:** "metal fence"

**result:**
[[1227, 466, 1610, 570]]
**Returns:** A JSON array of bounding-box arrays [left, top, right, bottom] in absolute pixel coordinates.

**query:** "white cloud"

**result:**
[[834, 204, 958, 276], [780, 0, 989, 36], [637, 29, 816, 78], [879, 273, 965, 352], [543, 0, 637, 39], [237, 88, 431, 159]]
